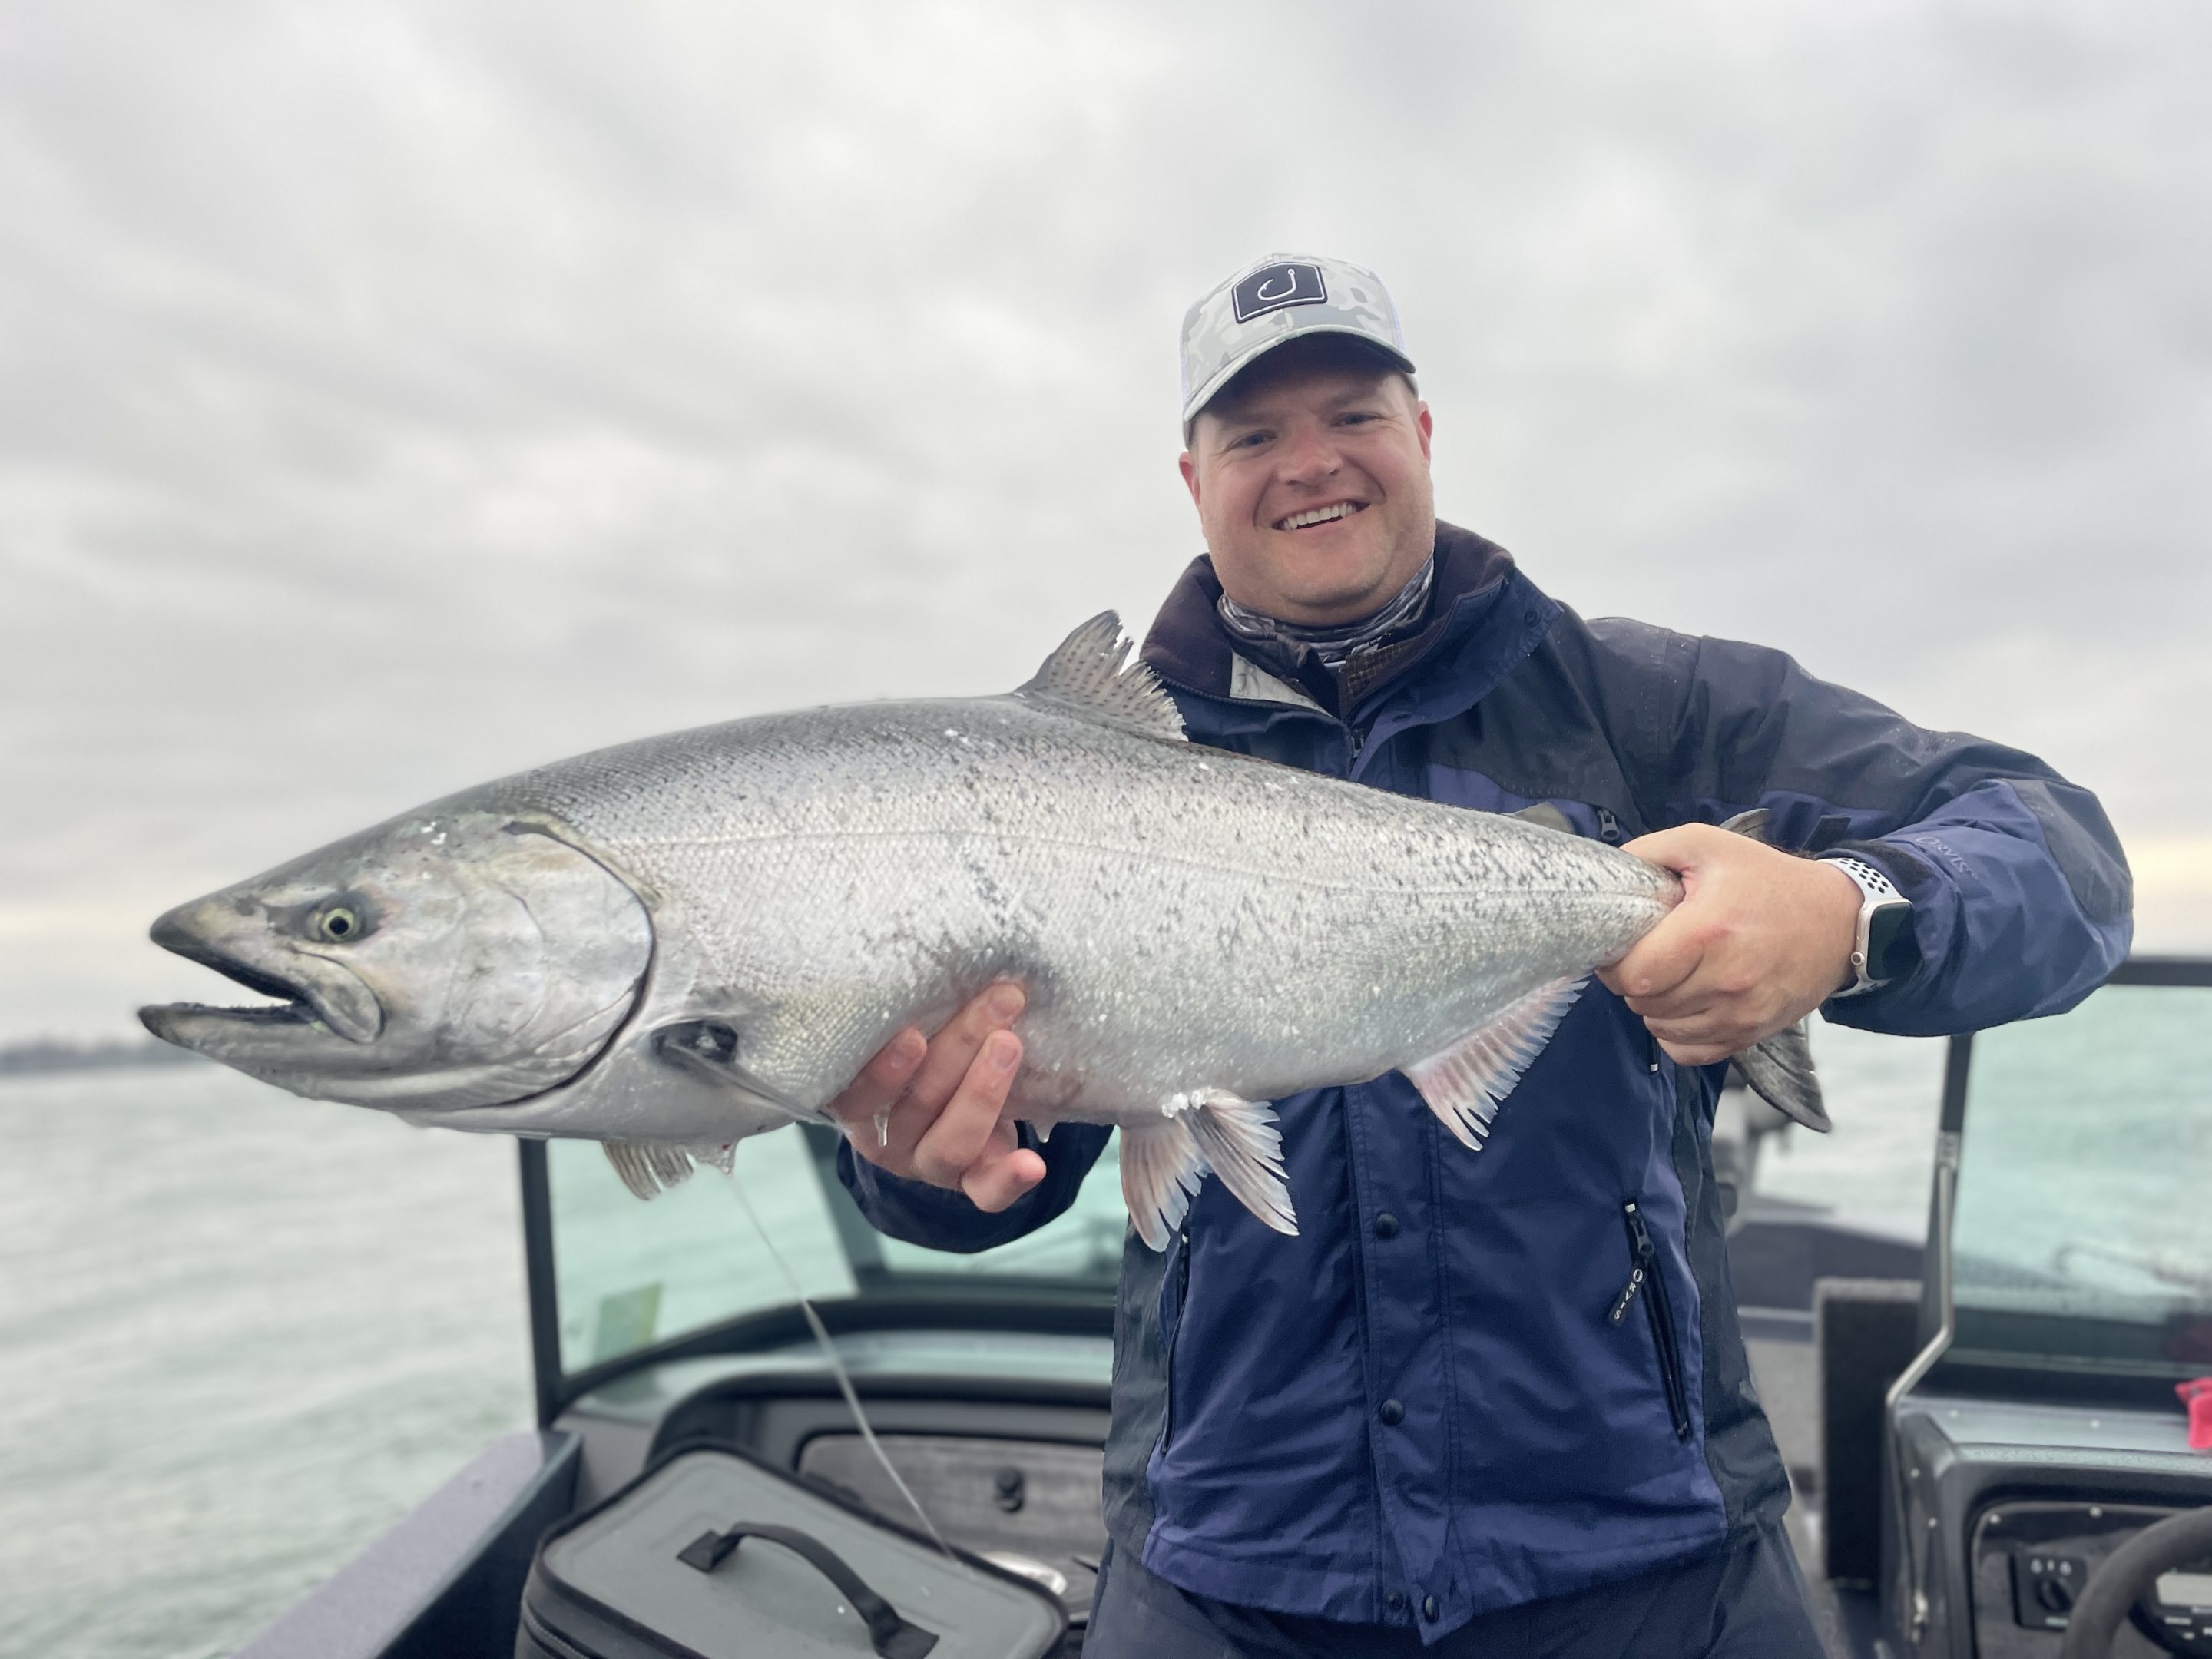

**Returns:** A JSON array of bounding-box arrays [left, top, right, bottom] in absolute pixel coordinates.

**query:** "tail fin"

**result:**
[[1732, 1018, 1832, 1132]]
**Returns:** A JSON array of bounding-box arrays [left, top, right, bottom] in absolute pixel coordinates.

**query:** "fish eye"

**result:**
[[313, 906, 363, 943]]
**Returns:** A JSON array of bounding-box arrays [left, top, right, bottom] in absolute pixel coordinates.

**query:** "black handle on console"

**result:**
[[677, 1521, 938, 1658]]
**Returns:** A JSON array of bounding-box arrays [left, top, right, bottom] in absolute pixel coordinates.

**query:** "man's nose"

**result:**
[[1276, 423, 1342, 482]]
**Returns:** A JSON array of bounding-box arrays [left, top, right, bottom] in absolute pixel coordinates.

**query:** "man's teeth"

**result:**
[[1278, 503, 1363, 531]]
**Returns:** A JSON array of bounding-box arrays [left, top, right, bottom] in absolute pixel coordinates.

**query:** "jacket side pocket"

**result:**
[[1609, 1199, 1692, 1440], [1160, 1229, 1192, 1449]]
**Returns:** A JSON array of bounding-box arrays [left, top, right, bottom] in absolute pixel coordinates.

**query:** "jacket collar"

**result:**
[[1139, 522, 1560, 729]]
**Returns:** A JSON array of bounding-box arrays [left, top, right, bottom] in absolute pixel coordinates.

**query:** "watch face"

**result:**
[[1865, 900, 1918, 982]]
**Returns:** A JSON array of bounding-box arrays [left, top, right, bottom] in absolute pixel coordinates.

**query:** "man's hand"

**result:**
[[1597, 824, 1863, 1066], [823, 982, 1046, 1213]]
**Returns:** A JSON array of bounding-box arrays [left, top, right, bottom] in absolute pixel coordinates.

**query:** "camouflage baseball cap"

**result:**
[[1179, 253, 1416, 430]]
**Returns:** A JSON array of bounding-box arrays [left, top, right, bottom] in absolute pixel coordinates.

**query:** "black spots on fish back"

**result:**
[[970, 864, 1014, 916]]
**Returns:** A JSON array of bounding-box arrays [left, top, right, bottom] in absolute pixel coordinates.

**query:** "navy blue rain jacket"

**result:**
[[839, 525, 2131, 1641]]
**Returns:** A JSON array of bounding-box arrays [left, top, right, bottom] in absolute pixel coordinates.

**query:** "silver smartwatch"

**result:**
[[1823, 854, 1916, 998]]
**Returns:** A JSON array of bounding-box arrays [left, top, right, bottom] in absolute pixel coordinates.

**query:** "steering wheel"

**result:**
[[2058, 1507, 2212, 1659]]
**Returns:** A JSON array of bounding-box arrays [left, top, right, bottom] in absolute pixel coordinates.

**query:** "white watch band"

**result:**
[[1823, 854, 1906, 998]]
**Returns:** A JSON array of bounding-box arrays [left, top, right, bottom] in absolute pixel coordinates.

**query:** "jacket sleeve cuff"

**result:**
[[834, 1123, 1098, 1255]]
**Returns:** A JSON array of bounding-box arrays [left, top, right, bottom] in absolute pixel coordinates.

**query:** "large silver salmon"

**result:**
[[142, 614, 1820, 1248]]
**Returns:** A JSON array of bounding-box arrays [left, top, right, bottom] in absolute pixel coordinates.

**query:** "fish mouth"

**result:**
[[141, 906, 384, 1048]]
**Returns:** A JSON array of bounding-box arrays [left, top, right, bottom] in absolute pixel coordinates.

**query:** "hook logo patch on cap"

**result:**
[[1230, 262, 1327, 323], [1181, 251, 1414, 426]]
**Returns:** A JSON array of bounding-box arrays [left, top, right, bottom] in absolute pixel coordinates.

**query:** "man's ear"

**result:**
[[1179, 449, 1201, 507], [1415, 402, 1433, 464]]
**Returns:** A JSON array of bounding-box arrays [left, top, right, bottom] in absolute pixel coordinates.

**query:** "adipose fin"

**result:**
[[1405, 976, 1586, 1149]]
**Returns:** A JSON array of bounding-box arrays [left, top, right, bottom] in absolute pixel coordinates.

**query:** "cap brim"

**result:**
[[1181, 326, 1418, 429]]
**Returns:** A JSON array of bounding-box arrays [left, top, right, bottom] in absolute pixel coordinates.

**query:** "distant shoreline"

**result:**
[[0, 1037, 203, 1078]]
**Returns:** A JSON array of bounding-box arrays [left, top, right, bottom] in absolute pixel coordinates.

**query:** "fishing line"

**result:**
[[724, 1170, 956, 1560]]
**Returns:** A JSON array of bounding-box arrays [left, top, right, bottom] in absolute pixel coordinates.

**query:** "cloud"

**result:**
[[3, 0, 2209, 1038]]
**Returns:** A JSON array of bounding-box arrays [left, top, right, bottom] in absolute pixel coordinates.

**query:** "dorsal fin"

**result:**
[[1017, 611, 1186, 741]]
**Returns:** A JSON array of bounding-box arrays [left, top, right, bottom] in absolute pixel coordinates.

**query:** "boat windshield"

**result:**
[[540, 1121, 1128, 1386], [1948, 968, 2212, 1378]]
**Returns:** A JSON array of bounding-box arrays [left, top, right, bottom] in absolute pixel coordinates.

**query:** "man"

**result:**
[[827, 254, 2131, 1655]]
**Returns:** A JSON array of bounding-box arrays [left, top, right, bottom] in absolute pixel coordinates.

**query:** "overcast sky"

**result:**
[[3, 0, 2207, 1044]]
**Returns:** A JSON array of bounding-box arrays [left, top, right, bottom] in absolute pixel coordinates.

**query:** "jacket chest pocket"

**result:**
[[1608, 1199, 1692, 1440]]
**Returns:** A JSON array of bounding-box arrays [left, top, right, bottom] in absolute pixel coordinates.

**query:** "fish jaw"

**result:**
[[137, 997, 363, 1080]]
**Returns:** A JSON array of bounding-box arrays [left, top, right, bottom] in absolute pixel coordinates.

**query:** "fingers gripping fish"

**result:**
[[141, 614, 1825, 1250]]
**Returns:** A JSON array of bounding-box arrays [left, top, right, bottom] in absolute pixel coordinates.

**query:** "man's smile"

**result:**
[[1273, 500, 1369, 532]]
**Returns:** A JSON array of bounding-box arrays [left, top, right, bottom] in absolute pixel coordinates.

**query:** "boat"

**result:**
[[233, 956, 2212, 1658]]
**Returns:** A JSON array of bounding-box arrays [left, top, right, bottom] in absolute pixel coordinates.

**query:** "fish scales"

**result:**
[[469, 692, 1666, 1135]]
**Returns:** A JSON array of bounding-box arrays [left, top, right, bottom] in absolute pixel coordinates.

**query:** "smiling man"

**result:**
[[1184, 333, 1435, 630], [829, 254, 2132, 1656]]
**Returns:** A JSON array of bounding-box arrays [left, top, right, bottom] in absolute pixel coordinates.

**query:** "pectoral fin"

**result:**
[[647, 1018, 808, 1121], [1405, 976, 1586, 1149], [651, 1018, 743, 1082]]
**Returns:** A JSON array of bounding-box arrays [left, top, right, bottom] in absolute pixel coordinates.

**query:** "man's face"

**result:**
[[1180, 349, 1435, 626]]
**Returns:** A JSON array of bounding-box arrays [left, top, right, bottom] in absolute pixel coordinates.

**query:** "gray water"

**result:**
[[0, 1023, 1945, 1659], [0, 1068, 527, 1659]]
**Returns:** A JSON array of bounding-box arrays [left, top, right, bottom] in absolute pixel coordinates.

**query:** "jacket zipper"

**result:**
[[1611, 1200, 1692, 1440], [1161, 1230, 1191, 1446], [1341, 713, 1376, 774]]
